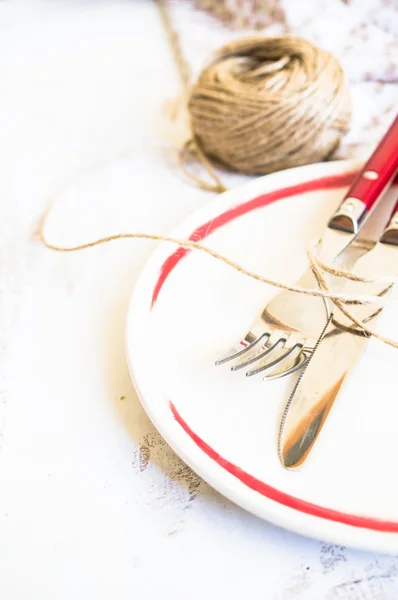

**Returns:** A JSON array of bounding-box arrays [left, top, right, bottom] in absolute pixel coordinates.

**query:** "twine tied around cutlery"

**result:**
[[37, 206, 398, 350]]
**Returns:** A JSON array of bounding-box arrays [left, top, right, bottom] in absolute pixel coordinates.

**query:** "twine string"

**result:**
[[157, 0, 192, 90], [306, 252, 398, 348], [177, 139, 228, 193], [38, 206, 398, 349]]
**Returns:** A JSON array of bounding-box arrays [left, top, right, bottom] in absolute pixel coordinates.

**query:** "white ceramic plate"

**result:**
[[126, 160, 398, 554]]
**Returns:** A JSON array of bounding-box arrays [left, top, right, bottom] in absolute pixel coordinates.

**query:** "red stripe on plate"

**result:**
[[170, 401, 398, 533], [151, 171, 358, 308]]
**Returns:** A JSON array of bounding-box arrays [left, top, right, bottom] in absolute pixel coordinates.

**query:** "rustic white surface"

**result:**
[[1, 1, 398, 598]]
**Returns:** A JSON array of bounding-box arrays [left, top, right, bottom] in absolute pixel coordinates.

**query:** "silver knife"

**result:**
[[279, 197, 398, 469]]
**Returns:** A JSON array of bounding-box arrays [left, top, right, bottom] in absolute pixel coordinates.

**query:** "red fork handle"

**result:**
[[329, 114, 398, 233]]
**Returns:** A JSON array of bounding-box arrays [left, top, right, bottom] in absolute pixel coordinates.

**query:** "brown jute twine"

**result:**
[[157, 1, 351, 192], [37, 204, 398, 349], [187, 36, 351, 179]]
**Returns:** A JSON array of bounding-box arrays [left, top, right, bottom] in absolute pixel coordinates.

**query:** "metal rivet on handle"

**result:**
[[343, 201, 354, 212], [363, 170, 379, 180]]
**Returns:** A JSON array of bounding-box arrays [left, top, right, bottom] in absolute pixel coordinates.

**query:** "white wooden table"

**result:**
[[1, 2, 398, 598]]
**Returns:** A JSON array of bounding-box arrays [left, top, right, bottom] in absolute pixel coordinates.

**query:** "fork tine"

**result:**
[[243, 339, 286, 376], [230, 336, 281, 371], [245, 342, 303, 377], [263, 344, 307, 380], [215, 333, 269, 366]]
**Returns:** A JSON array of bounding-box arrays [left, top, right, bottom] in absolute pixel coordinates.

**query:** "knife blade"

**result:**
[[279, 199, 398, 469]]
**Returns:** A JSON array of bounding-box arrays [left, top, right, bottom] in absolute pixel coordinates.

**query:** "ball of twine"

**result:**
[[187, 36, 352, 176]]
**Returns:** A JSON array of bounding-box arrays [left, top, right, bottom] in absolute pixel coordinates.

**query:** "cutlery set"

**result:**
[[217, 114, 398, 469]]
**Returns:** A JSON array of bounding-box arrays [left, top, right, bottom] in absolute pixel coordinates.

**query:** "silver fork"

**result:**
[[216, 115, 398, 380], [216, 235, 374, 380]]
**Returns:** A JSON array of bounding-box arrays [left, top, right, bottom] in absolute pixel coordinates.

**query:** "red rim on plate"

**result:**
[[129, 163, 398, 548]]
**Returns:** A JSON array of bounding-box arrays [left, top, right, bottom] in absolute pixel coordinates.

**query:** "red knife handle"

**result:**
[[329, 114, 398, 234]]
